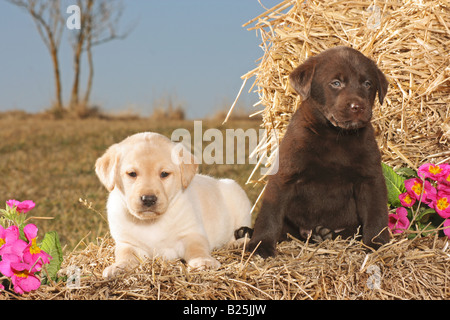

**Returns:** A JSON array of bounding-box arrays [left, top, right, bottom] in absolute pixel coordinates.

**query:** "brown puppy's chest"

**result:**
[[278, 122, 380, 233]]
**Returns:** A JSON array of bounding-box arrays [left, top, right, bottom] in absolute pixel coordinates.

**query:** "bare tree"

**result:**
[[7, 0, 64, 113], [69, 0, 131, 116]]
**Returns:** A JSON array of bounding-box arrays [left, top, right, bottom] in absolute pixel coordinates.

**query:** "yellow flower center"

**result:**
[[437, 197, 449, 211], [403, 194, 413, 204], [14, 269, 30, 278], [411, 181, 423, 196], [429, 165, 442, 175], [29, 238, 41, 254], [0, 238, 5, 247]]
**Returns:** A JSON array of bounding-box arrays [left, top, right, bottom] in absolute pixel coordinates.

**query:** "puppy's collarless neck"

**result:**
[[299, 100, 370, 137], [325, 121, 368, 136]]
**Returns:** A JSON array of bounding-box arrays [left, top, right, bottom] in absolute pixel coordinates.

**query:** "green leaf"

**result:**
[[382, 163, 407, 207], [416, 207, 436, 223], [40, 231, 63, 283], [415, 221, 437, 237], [395, 167, 418, 179]]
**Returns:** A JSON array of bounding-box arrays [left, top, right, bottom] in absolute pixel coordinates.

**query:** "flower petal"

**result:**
[[0, 254, 20, 277], [16, 200, 35, 213], [434, 192, 450, 219], [388, 207, 410, 234], [16, 274, 41, 292], [23, 224, 38, 242], [6, 200, 20, 209], [399, 192, 415, 207], [418, 163, 445, 181], [444, 219, 450, 239]]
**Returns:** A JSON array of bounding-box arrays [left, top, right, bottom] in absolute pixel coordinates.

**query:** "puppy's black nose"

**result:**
[[141, 195, 157, 207], [350, 102, 365, 113]]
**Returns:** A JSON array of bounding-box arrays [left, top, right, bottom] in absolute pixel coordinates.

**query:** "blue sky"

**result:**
[[0, 0, 281, 119]]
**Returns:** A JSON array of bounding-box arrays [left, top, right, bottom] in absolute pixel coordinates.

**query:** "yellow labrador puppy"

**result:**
[[95, 132, 252, 279]]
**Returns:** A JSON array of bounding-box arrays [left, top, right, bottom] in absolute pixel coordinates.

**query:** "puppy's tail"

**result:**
[[234, 226, 253, 240]]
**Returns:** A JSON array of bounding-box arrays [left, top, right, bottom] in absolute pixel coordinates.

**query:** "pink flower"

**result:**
[[418, 163, 447, 181], [6, 200, 35, 214], [404, 178, 436, 205], [438, 183, 450, 194], [388, 207, 410, 234], [433, 191, 450, 219], [444, 219, 450, 239], [22, 224, 51, 271], [0, 254, 40, 295], [0, 225, 27, 256], [399, 192, 416, 207], [438, 164, 450, 186]]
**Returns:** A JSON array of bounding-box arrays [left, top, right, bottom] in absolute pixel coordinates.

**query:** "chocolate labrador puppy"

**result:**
[[247, 46, 390, 258]]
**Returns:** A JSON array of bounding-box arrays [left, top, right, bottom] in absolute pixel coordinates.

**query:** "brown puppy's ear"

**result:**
[[375, 68, 389, 105], [289, 57, 316, 100], [172, 143, 198, 189], [95, 144, 120, 192]]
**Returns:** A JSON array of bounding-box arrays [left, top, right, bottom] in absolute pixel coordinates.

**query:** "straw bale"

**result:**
[[5, 233, 449, 300], [238, 0, 450, 183]]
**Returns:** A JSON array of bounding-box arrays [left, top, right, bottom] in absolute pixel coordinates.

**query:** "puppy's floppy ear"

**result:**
[[180, 159, 198, 190], [375, 67, 389, 105], [171, 143, 198, 189], [289, 57, 316, 100], [95, 144, 120, 192]]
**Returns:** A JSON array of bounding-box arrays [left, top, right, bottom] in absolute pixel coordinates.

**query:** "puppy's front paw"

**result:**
[[187, 257, 221, 270], [102, 262, 131, 279], [226, 236, 250, 249], [311, 226, 334, 242], [234, 226, 253, 239], [246, 238, 276, 258]]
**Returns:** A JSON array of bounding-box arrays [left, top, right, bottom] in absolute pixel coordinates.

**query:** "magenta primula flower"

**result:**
[[6, 200, 35, 214], [22, 224, 51, 271], [404, 178, 436, 205], [438, 164, 450, 186], [0, 225, 27, 256], [418, 163, 447, 181], [399, 192, 416, 207], [0, 254, 41, 295], [433, 191, 450, 219], [388, 207, 410, 234]]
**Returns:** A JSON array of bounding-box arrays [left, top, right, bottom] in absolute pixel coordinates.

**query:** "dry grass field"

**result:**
[[0, 115, 263, 251]]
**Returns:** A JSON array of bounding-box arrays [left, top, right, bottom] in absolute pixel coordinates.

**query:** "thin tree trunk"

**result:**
[[69, 30, 84, 112], [50, 39, 63, 113], [83, 36, 94, 108]]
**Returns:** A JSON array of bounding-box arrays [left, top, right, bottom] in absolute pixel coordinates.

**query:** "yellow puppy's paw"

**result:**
[[187, 257, 221, 270], [102, 262, 131, 279]]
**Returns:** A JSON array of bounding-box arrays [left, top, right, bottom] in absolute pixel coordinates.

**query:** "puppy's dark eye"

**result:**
[[160, 171, 170, 179], [330, 80, 342, 88], [363, 80, 372, 89], [127, 172, 137, 178]]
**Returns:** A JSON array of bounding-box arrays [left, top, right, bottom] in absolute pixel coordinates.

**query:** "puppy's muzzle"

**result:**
[[141, 194, 157, 207]]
